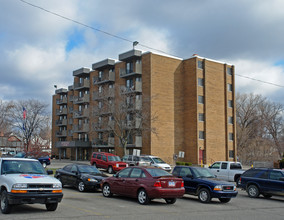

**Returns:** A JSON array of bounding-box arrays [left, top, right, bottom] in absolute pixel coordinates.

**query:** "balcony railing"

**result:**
[[93, 88, 115, 101], [56, 130, 67, 137], [73, 109, 90, 118], [74, 79, 90, 90], [73, 123, 89, 133], [120, 81, 142, 94], [94, 105, 115, 116], [93, 71, 115, 85], [56, 97, 67, 105], [56, 119, 67, 126], [56, 108, 67, 116], [119, 63, 142, 78], [73, 94, 90, 104], [92, 138, 114, 147]]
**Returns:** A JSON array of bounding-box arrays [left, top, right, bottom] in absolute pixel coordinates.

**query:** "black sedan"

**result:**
[[55, 163, 108, 192]]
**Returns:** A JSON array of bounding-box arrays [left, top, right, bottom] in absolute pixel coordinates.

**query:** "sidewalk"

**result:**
[[48, 159, 90, 169]]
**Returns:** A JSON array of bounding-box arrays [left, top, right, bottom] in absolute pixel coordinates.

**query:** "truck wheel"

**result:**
[[108, 166, 113, 174], [198, 188, 211, 203], [1, 190, 12, 214], [46, 203, 58, 211], [92, 163, 97, 167], [42, 162, 47, 168], [247, 185, 260, 198]]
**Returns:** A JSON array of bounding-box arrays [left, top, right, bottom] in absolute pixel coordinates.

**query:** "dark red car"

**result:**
[[101, 166, 185, 205]]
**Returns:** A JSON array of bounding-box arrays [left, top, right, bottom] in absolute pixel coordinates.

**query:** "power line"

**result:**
[[19, 0, 284, 89], [235, 74, 284, 88]]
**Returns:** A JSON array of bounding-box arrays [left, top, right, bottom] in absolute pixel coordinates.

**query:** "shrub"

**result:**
[[185, 162, 192, 166], [176, 161, 185, 165]]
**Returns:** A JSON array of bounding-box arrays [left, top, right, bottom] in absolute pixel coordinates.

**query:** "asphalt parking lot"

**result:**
[[1, 160, 284, 220]]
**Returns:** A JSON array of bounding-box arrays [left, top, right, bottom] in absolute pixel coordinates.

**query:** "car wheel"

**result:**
[[263, 194, 272, 199], [236, 177, 241, 186], [219, 198, 231, 203], [102, 184, 112, 197], [165, 198, 177, 204], [107, 166, 113, 174], [42, 162, 47, 168], [247, 185, 260, 198], [46, 203, 58, 211], [198, 188, 211, 203], [78, 181, 85, 192], [1, 190, 12, 214], [92, 163, 97, 167], [137, 189, 150, 205]]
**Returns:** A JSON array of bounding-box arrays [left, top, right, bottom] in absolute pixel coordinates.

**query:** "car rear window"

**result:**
[[146, 168, 172, 177], [230, 163, 242, 169]]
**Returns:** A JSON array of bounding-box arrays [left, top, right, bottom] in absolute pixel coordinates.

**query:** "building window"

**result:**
[[227, 67, 232, 75], [126, 62, 133, 74], [228, 100, 233, 108], [199, 113, 205, 122], [199, 131, 205, 140], [98, 71, 103, 80], [228, 83, 233, 92], [229, 150, 234, 158], [198, 78, 204, 87], [98, 101, 102, 109], [99, 86, 102, 93], [228, 116, 233, 124], [198, 96, 204, 104], [229, 133, 234, 141], [198, 60, 204, 69]]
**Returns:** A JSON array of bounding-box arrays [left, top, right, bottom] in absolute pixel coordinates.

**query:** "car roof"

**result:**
[[1, 157, 37, 162], [92, 152, 118, 156]]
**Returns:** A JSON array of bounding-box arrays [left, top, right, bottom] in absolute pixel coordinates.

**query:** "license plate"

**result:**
[[168, 181, 175, 187]]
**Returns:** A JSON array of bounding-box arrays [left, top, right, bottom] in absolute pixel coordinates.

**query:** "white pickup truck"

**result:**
[[0, 157, 63, 214], [208, 161, 245, 183]]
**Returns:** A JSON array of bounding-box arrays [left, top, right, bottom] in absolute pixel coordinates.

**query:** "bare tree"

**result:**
[[92, 86, 157, 155], [0, 100, 13, 134], [8, 99, 49, 151]]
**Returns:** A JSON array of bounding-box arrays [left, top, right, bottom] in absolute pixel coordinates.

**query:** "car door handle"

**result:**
[[217, 170, 220, 172]]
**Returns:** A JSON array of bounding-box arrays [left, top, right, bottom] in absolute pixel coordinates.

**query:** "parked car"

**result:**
[[208, 161, 244, 183], [90, 152, 128, 174], [55, 163, 108, 192], [14, 151, 51, 168], [141, 155, 171, 172], [122, 155, 151, 166], [172, 166, 238, 203], [0, 157, 63, 214], [238, 168, 284, 198], [101, 166, 185, 205]]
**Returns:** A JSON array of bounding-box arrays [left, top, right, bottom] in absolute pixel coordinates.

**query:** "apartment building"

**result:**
[[52, 49, 236, 165]]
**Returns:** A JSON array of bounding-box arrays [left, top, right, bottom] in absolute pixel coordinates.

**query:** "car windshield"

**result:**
[[1, 160, 46, 175], [14, 152, 26, 158], [152, 157, 166, 164], [78, 165, 100, 174], [146, 168, 172, 177], [108, 156, 121, 161], [192, 167, 215, 178]]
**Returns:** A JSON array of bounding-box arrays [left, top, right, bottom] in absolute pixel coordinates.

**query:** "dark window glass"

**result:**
[[199, 113, 205, 122], [97, 154, 102, 160], [229, 133, 234, 141], [269, 171, 284, 180], [180, 168, 192, 177], [221, 163, 228, 169], [172, 167, 181, 176], [198, 60, 204, 69], [198, 96, 204, 104], [63, 164, 72, 172], [227, 67, 232, 75], [198, 78, 204, 87], [102, 155, 107, 162], [230, 163, 242, 169], [118, 168, 131, 178], [199, 131, 205, 140], [229, 150, 234, 158], [211, 162, 221, 169], [130, 168, 142, 178]]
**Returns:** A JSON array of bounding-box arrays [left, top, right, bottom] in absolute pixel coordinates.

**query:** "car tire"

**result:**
[[42, 162, 47, 168], [247, 185, 260, 198], [219, 198, 231, 203], [198, 188, 211, 203], [236, 177, 241, 186], [263, 194, 272, 199], [46, 203, 58, 211], [107, 166, 114, 174], [78, 181, 85, 192], [93, 163, 97, 167], [137, 189, 150, 205], [165, 198, 177, 204], [1, 190, 12, 214], [102, 184, 113, 197]]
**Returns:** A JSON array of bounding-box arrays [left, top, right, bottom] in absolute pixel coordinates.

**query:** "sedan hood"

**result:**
[[200, 177, 234, 185], [81, 173, 108, 180]]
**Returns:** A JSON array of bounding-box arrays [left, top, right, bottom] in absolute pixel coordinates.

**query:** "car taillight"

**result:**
[[181, 181, 184, 187], [154, 181, 161, 187]]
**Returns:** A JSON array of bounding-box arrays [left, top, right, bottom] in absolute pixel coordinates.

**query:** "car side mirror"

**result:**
[[113, 174, 118, 178], [46, 170, 53, 175], [186, 174, 193, 178], [72, 171, 78, 175]]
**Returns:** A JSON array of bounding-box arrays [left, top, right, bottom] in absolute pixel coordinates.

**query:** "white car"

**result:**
[[0, 158, 63, 214], [142, 155, 171, 172]]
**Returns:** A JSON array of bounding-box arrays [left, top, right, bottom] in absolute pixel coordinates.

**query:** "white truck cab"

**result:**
[[209, 161, 244, 182], [0, 158, 63, 214]]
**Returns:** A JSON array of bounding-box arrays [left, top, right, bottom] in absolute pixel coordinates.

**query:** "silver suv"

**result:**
[[142, 155, 172, 172], [122, 155, 151, 167]]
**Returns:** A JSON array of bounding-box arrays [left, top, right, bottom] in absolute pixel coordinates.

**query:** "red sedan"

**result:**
[[101, 166, 185, 205]]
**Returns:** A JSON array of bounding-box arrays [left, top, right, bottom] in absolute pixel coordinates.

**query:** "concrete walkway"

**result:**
[[48, 159, 90, 169]]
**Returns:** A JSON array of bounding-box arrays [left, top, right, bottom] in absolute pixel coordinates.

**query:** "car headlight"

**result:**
[[116, 164, 119, 168], [12, 183, 27, 189], [87, 178, 98, 182], [213, 185, 222, 191], [53, 183, 62, 189]]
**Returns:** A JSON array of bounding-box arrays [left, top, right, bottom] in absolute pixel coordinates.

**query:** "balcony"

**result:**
[[120, 81, 142, 94], [56, 97, 67, 105], [92, 138, 114, 148], [55, 88, 67, 94], [56, 108, 67, 115], [56, 130, 67, 137], [74, 79, 90, 90], [125, 118, 141, 129], [128, 99, 142, 111], [73, 94, 90, 104], [118, 50, 142, 62], [73, 123, 89, 133], [56, 119, 67, 126], [73, 67, 90, 77], [73, 109, 90, 118], [92, 58, 115, 70], [93, 88, 115, 101], [120, 63, 142, 78], [93, 71, 115, 85], [94, 105, 115, 116], [55, 140, 91, 148]]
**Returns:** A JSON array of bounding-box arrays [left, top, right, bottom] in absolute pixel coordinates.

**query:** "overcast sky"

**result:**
[[1, 0, 284, 111]]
